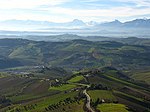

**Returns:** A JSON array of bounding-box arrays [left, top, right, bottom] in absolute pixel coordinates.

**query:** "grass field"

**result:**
[[31, 91, 79, 111], [104, 74, 142, 89], [48, 100, 84, 112], [25, 92, 78, 112], [97, 103, 129, 112], [9, 89, 60, 103], [88, 90, 117, 102], [9, 94, 39, 103], [87, 75, 125, 89], [114, 90, 144, 102], [131, 71, 150, 84], [7, 80, 58, 103], [0, 75, 5, 78], [68, 75, 84, 83], [0, 73, 10, 78], [6, 91, 80, 112], [49, 84, 77, 91]]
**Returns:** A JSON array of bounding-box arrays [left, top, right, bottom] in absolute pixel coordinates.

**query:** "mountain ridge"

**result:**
[[1, 18, 150, 29]]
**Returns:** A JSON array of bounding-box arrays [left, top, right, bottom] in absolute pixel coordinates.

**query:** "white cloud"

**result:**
[[113, 0, 150, 7], [0, 0, 149, 22], [42, 6, 150, 18], [0, 0, 70, 9]]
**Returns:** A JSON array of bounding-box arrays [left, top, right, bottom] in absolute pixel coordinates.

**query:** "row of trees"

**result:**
[[44, 97, 80, 111], [0, 95, 11, 108], [88, 84, 108, 90], [8, 104, 38, 112]]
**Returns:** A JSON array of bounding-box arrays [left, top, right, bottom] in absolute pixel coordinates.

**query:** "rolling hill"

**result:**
[[0, 38, 150, 71], [0, 36, 150, 112]]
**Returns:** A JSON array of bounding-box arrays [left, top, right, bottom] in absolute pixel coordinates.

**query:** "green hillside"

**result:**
[[0, 67, 150, 112], [0, 38, 150, 71], [0, 37, 150, 112]]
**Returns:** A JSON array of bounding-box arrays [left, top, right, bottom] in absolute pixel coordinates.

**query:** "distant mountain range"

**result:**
[[0, 19, 87, 30], [99, 19, 150, 28], [0, 18, 150, 31]]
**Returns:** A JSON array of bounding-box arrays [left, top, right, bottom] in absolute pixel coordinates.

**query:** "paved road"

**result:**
[[83, 89, 95, 112]]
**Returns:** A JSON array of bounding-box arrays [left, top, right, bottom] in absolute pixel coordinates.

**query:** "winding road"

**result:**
[[83, 89, 95, 112], [68, 81, 95, 112]]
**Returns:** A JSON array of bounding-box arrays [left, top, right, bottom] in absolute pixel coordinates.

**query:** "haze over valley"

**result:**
[[0, 18, 150, 38]]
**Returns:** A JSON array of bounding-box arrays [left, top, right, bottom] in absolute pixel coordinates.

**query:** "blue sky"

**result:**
[[0, 0, 150, 22]]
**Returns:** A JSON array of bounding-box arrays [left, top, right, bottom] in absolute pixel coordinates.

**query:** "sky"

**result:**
[[0, 0, 150, 22]]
